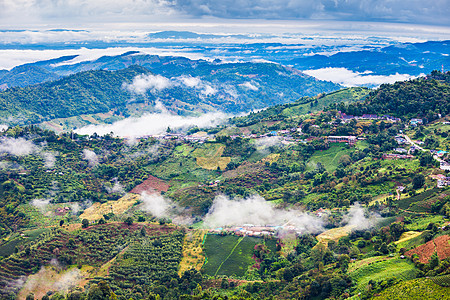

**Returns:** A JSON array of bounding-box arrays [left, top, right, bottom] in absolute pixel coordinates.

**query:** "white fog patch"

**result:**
[[70, 203, 81, 215], [0, 137, 38, 156], [75, 111, 229, 138], [203, 194, 324, 233], [139, 192, 193, 224], [140, 192, 175, 218], [125, 74, 172, 94], [303, 67, 420, 87], [342, 202, 381, 230], [105, 179, 125, 194], [241, 81, 259, 91], [179, 75, 202, 88], [82, 149, 99, 167], [252, 136, 284, 151], [31, 198, 51, 213], [41, 151, 57, 168]]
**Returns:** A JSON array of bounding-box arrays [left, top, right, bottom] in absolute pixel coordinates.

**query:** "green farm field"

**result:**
[[306, 144, 352, 172], [349, 257, 418, 293], [374, 278, 450, 300], [202, 234, 276, 277]]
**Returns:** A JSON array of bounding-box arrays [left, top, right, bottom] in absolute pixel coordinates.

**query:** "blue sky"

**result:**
[[1, 0, 449, 27]]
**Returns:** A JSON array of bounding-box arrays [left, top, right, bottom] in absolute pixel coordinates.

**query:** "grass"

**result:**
[[396, 188, 439, 210], [406, 215, 445, 231], [394, 231, 422, 246], [316, 225, 353, 247], [373, 278, 450, 300], [202, 234, 276, 277], [349, 257, 419, 293], [179, 229, 207, 276], [79, 193, 139, 221], [306, 144, 352, 173]]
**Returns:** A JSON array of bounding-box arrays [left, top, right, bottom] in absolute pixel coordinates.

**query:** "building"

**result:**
[[383, 153, 414, 160], [326, 136, 357, 145]]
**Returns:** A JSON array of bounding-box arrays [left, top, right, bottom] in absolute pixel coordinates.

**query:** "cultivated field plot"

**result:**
[[202, 234, 276, 277], [79, 193, 139, 221], [306, 144, 352, 173], [316, 225, 353, 247], [194, 144, 231, 171], [349, 257, 418, 293], [394, 231, 423, 249], [406, 235, 450, 263], [374, 278, 450, 300], [179, 229, 207, 276], [130, 175, 170, 194]]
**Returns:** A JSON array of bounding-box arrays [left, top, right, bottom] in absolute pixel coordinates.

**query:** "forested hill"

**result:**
[[0, 59, 342, 127], [339, 71, 450, 120], [0, 65, 149, 125]]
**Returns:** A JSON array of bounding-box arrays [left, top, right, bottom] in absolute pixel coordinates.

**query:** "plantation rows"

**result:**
[[107, 231, 184, 299]]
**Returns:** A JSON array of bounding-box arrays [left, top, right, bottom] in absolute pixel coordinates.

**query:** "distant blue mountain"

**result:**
[[291, 40, 450, 76]]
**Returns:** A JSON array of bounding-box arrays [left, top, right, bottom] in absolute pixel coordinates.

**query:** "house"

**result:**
[[410, 118, 423, 126], [395, 148, 408, 153], [326, 136, 357, 145], [361, 114, 379, 120], [437, 177, 450, 188], [395, 136, 407, 144], [440, 161, 450, 171], [383, 153, 414, 160]]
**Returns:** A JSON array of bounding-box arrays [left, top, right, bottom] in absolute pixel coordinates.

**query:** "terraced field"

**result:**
[[349, 257, 418, 293], [203, 235, 276, 277], [374, 278, 450, 300]]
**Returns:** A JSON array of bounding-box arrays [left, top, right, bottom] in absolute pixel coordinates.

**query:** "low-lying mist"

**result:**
[[203, 194, 325, 233], [75, 111, 229, 138]]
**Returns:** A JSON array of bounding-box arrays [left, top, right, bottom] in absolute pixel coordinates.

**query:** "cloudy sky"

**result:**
[[0, 0, 449, 28]]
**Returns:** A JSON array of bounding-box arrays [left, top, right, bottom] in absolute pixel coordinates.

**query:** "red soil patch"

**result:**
[[406, 235, 450, 264], [130, 175, 170, 194]]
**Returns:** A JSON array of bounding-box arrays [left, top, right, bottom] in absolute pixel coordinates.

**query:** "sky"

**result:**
[[0, 0, 449, 28]]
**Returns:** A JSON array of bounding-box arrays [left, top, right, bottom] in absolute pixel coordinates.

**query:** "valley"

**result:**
[[0, 69, 449, 299]]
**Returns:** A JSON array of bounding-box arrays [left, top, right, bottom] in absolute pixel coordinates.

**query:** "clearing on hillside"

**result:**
[[406, 235, 450, 263], [202, 234, 277, 277], [306, 144, 352, 173], [193, 144, 231, 170], [79, 193, 139, 221], [178, 229, 207, 276], [349, 257, 418, 293], [316, 225, 353, 247], [374, 278, 450, 300], [130, 175, 170, 194]]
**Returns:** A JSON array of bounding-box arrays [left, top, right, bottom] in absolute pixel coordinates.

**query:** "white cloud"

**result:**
[[75, 111, 229, 137], [304, 67, 421, 87], [125, 73, 172, 94], [178, 75, 202, 88], [203, 194, 324, 233], [105, 179, 125, 194], [41, 151, 57, 168], [342, 202, 382, 230], [240, 81, 259, 91], [140, 192, 176, 218], [0, 137, 38, 156], [82, 149, 98, 167], [31, 198, 51, 213]]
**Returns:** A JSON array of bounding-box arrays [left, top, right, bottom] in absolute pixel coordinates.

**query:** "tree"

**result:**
[[124, 217, 133, 226], [412, 174, 425, 189], [82, 218, 89, 228], [429, 251, 440, 269]]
